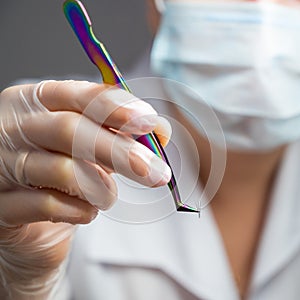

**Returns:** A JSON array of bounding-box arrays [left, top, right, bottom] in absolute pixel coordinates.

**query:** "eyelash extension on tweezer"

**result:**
[[63, 0, 199, 213]]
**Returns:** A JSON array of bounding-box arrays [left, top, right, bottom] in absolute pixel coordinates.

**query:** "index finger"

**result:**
[[37, 80, 160, 135]]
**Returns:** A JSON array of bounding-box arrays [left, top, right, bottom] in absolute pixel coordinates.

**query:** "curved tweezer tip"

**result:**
[[177, 204, 199, 213]]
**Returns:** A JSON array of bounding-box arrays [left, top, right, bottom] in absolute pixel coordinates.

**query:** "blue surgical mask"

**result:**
[[151, 1, 300, 151]]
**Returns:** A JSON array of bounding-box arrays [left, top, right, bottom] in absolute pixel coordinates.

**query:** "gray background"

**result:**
[[0, 0, 152, 90]]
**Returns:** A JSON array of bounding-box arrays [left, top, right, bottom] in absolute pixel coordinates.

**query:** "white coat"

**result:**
[[63, 136, 300, 300], [58, 53, 300, 300]]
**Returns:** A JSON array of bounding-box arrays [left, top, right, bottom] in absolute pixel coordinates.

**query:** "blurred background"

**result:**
[[0, 0, 152, 90]]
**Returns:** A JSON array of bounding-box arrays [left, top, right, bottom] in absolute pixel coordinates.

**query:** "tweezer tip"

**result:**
[[177, 204, 199, 213]]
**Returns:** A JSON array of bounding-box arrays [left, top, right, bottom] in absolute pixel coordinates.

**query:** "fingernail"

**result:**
[[103, 88, 159, 133], [148, 156, 172, 186], [129, 114, 159, 132], [128, 143, 171, 186]]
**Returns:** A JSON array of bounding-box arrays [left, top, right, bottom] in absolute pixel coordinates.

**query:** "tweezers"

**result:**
[[63, 0, 199, 213]]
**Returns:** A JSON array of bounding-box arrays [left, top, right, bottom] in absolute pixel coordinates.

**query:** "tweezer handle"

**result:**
[[64, 0, 128, 89]]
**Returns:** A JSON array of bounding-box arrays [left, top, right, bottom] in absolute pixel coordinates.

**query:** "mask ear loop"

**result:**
[[154, 0, 166, 14]]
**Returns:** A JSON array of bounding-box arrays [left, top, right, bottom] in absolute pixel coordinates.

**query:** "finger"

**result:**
[[23, 151, 117, 210], [22, 112, 172, 187], [154, 116, 172, 148], [40, 80, 172, 146], [20, 80, 160, 135], [0, 189, 99, 227]]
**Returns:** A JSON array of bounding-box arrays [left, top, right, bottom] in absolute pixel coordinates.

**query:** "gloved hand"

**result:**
[[0, 80, 171, 299]]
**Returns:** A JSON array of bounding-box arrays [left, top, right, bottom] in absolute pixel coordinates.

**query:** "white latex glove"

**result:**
[[0, 80, 172, 299]]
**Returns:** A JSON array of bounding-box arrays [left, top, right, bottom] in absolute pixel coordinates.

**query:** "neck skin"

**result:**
[[174, 107, 285, 205], [174, 107, 286, 298], [199, 136, 285, 207]]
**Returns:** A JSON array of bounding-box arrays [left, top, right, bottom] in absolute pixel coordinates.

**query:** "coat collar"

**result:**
[[82, 207, 239, 300]]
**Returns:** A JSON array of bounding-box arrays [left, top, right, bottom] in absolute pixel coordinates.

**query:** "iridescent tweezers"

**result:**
[[63, 0, 198, 213]]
